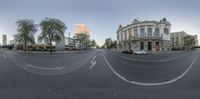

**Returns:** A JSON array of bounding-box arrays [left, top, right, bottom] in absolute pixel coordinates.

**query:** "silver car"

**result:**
[[133, 50, 146, 55]]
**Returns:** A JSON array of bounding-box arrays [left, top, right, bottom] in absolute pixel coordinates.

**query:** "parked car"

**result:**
[[133, 50, 146, 55], [122, 49, 133, 54], [1, 44, 14, 50]]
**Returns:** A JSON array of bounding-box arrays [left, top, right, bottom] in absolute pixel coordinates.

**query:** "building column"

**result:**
[[138, 26, 140, 37], [144, 41, 147, 51], [118, 32, 121, 42], [145, 25, 147, 37], [160, 41, 163, 51], [123, 31, 125, 41], [126, 30, 129, 40], [132, 27, 134, 38], [153, 25, 155, 36]]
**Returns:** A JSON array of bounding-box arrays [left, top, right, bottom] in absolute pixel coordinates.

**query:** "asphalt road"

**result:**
[[0, 49, 200, 99]]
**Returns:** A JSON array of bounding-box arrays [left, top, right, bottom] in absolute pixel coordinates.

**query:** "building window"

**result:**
[[148, 42, 152, 51], [164, 28, 169, 34], [140, 42, 144, 50], [155, 28, 160, 36], [156, 42, 160, 51], [147, 28, 152, 37], [140, 28, 145, 37]]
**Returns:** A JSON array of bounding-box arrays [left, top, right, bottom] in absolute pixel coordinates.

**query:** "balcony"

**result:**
[[130, 36, 162, 41]]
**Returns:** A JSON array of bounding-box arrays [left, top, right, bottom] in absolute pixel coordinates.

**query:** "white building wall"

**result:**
[[116, 19, 171, 51]]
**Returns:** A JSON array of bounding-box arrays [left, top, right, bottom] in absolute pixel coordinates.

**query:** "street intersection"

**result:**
[[0, 49, 200, 99]]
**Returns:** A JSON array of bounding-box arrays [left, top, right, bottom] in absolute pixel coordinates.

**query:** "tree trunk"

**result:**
[[48, 33, 53, 53], [24, 41, 27, 52], [79, 41, 82, 51], [50, 39, 53, 53]]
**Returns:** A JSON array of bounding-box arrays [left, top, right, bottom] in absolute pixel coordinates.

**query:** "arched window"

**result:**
[[155, 28, 160, 36], [147, 28, 152, 37], [164, 28, 169, 34], [140, 28, 145, 37]]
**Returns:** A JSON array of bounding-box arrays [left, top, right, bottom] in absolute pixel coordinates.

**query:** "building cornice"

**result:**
[[118, 19, 171, 31]]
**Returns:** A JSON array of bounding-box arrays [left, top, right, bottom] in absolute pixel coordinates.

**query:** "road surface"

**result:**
[[0, 49, 200, 99]]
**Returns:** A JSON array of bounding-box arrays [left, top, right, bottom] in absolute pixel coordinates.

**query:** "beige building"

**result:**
[[171, 31, 187, 50], [74, 24, 90, 49], [74, 24, 90, 37], [116, 18, 171, 51], [171, 31, 198, 50]]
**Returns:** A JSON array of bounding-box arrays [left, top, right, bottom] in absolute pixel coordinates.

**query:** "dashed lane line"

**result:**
[[2, 53, 7, 59], [26, 64, 65, 70]]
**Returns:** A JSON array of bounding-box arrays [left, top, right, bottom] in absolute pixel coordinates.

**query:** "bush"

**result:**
[[16, 44, 24, 50], [38, 45, 46, 51]]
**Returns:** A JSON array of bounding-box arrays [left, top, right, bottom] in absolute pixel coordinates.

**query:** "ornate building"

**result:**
[[116, 18, 171, 51]]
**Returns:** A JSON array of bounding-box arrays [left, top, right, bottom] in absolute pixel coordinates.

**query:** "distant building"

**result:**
[[171, 31, 198, 50], [9, 40, 16, 45], [116, 18, 171, 51], [65, 37, 76, 50], [55, 36, 76, 50], [193, 35, 198, 46], [171, 31, 187, 50], [2, 34, 7, 45], [74, 24, 91, 49], [74, 24, 90, 37]]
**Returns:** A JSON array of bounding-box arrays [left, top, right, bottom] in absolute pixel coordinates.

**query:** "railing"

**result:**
[[130, 36, 162, 40]]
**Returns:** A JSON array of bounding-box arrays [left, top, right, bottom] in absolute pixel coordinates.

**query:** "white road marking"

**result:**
[[2, 53, 7, 59], [26, 64, 65, 70], [89, 56, 97, 70], [102, 53, 198, 86]]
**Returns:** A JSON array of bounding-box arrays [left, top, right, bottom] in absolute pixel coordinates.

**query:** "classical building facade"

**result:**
[[116, 18, 171, 51]]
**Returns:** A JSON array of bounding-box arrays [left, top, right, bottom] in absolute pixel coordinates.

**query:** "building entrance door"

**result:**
[[128, 43, 131, 49], [156, 42, 160, 51], [140, 42, 144, 50], [148, 42, 152, 51]]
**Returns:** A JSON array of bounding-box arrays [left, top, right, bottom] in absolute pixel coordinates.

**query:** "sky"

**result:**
[[0, 0, 200, 46]]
